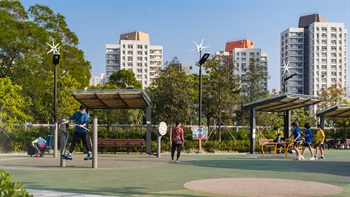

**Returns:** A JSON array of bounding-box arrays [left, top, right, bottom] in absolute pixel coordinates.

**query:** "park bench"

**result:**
[[98, 138, 145, 154]]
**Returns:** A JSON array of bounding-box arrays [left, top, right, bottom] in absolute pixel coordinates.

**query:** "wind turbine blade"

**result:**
[[201, 46, 210, 49], [200, 39, 204, 47], [193, 41, 199, 46]]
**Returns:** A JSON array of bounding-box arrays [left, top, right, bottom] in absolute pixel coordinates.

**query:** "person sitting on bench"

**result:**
[[274, 134, 284, 154]]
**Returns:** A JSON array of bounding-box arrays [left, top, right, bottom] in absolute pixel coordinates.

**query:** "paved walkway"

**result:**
[[27, 189, 115, 197]]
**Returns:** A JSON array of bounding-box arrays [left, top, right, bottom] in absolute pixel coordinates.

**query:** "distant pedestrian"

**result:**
[[286, 122, 303, 160], [314, 124, 325, 159], [171, 121, 184, 162], [301, 123, 315, 160], [32, 134, 47, 157]]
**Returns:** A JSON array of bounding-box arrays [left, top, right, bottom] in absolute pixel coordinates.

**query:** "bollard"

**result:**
[[92, 116, 98, 168], [59, 118, 66, 167], [54, 123, 58, 158]]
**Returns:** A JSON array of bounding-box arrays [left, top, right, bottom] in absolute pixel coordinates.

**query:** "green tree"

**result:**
[[203, 53, 240, 142], [240, 55, 269, 102], [109, 69, 142, 89], [317, 84, 348, 110], [146, 57, 197, 126], [0, 1, 91, 123], [237, 56, 270, 126], [317, 84, 349, 127], [0, 77, 31, 132]]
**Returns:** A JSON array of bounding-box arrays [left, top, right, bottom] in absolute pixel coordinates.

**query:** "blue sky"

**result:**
[[21, 0, 349, 91]]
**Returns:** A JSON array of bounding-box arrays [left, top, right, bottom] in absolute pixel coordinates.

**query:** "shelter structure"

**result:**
[[71, 89, 153, 157], [243, 93, 320, 153], [316, 104, 350, 129]]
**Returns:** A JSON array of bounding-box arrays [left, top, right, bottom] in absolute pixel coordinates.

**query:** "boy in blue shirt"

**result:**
[[287, 122, 303, 160], [301, 123, 315, 160]]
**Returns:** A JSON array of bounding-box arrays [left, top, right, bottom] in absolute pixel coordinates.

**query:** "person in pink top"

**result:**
[[171, 121, 184, 162]]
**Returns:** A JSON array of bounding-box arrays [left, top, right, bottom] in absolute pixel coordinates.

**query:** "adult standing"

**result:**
[[61, 105, 92, 160], [171, 121, 184, 162], [287, 122, 304, 160]]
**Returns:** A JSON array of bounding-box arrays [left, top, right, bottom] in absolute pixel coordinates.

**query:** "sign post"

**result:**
[[191, 126, 208, 151], [157, 122, 167, 157]]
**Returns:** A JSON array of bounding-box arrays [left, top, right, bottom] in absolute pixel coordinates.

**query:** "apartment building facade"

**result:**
[[280, 14, 347, 95], [105, 31, 163, 88], [225, 40, 269, 91]]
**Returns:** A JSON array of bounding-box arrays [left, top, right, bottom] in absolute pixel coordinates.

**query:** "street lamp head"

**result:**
[[53, 54, 60, 65], [199, 52, 210, 65], [284, 72, 298, 81]]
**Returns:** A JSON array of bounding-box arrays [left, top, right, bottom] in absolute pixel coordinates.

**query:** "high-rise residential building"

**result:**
[[90, 73, 106, 86], [225, 40, 269, 91], [280, 14, 347, 95], [105, 31, 163, 88]]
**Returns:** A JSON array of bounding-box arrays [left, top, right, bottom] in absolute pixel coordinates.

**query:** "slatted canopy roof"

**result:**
[[316, 104, 350, 118], [71, 89, 152, 109], [243, 93, 320, 112]]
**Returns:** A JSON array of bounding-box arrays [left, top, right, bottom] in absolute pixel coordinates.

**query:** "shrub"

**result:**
[[0, 170, 33, 197]]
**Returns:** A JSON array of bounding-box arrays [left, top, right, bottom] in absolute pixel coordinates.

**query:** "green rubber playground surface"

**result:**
[[0, 150, 349, 196]]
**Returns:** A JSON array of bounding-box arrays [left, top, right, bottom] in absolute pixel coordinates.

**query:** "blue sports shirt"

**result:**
[[293, 127, 302, 142], [304, 129, 313, 143], [68, 111, 89, 133]]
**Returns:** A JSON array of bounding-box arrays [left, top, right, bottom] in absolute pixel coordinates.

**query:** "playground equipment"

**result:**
[[59, 117, 98, 168]]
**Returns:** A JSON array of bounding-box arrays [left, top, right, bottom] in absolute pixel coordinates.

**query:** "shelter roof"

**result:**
[[316, 104, 350, 117], [243, 93, 320, 112], [71, 89, 152, 109]]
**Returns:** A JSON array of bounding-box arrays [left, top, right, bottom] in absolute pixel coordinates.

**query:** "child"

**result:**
[[314, 124, 325, 159], [32, 134, 47, 157], [286, 122, 303, 160], [301, 123, 315, 160], [274, 134, 284, 153]]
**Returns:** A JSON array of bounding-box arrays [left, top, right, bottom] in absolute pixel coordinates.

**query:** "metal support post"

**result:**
[[250, 108, 256, 154], [59, 118, 66, 167], [92, 116, 98, 168], [283, 110, 290, 138], [157, 133, 161, 158], [146, 106, 152, 155], [54, 123, 58, 158]]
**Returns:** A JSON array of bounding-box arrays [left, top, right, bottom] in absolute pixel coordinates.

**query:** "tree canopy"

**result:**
[[0, 0, 91, 124]]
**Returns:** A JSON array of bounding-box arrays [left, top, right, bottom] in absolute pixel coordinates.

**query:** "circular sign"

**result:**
[[158, 122, 167, 136]]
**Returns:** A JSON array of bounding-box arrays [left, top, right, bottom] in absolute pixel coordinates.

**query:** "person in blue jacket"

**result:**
[[301, 123, 315, 160], [61, 105, 92, 160], [286, 122, 304, 160]]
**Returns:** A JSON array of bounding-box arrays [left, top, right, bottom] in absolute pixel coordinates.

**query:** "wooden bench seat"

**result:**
[[258, 139, 274, 153], [98, 138, 145, 154]]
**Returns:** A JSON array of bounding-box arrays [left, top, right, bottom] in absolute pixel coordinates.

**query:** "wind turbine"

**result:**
[[192, 39, 209, 58], [282, 60, 290, 75]]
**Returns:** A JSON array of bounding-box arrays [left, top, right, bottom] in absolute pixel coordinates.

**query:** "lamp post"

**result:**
[[198, 52, 210, 126], [47, 40, 60, 123], [282, 72, 298, 140], [47, 40, 60, 158]]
